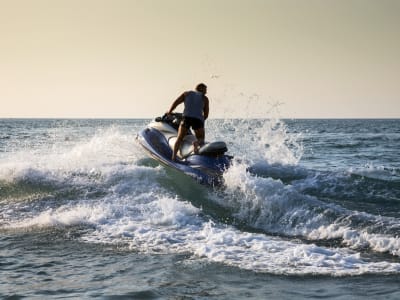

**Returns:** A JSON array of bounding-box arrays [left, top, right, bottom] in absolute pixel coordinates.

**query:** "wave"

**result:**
[[219, 160, 400, 257]]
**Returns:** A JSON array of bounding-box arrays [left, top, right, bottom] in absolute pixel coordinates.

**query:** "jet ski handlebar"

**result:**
[[156, 113, 183, 129]]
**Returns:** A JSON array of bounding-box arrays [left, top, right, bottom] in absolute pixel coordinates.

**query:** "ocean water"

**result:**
[[1, 118, 400, 299]]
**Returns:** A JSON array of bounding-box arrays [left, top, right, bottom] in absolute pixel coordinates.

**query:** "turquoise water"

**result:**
[[1, 118, 400, 299]]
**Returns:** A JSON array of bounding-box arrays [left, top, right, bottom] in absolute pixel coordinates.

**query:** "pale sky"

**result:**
[[1, 0, 399, 118]]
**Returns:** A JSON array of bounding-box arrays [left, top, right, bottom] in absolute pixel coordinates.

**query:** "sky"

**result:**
[[0, 0, 399, 118]]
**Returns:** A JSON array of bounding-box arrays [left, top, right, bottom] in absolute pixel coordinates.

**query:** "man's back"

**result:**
[[183, 91, 205, 121]]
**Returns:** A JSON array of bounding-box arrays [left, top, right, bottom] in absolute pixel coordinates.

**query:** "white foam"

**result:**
[[6, 203, 107, 229], [85, 195, 400, 275], [0, 127, 141, 184], [192, 222, 400, 275], [309, 223, 400, 257], [348, 163, 399, 181]]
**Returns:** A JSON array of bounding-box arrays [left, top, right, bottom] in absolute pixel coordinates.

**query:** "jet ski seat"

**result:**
[[199, 141, 228, 156]]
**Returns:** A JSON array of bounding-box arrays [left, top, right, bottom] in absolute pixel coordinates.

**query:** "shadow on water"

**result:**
[[136, 157, 236, 224], [157, 166, 239, 226]]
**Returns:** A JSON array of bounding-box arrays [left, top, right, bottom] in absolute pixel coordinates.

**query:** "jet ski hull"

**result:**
[[137, 124, 231, 186]]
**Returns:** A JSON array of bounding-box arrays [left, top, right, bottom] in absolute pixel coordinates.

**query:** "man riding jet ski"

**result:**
[[137, 83, 232, 185], [167, 83, 209, 161]]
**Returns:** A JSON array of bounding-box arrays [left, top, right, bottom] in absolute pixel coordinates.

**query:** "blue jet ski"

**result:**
[[137, 113, 232, 186]]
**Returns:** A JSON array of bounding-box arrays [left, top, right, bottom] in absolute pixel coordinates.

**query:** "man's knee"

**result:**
[[176, 135, 184, 144]]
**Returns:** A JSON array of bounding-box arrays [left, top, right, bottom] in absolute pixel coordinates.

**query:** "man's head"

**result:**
[[196, 83, 207, 94]]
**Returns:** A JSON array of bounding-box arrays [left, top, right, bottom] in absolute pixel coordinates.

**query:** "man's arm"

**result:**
[[167, 93, 185, 114], [203, 96, 209, 120]]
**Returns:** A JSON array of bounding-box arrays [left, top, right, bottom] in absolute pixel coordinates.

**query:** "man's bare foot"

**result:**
[[193, 141, 200, 154]]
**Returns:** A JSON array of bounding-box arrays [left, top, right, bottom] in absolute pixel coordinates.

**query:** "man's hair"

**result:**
[[196, 83, 207, 91]]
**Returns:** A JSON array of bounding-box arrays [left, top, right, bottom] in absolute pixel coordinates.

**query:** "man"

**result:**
[[167, 83, 209, 161]]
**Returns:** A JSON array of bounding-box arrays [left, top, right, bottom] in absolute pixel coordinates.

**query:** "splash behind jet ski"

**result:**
[[137, 113, 232, 186]]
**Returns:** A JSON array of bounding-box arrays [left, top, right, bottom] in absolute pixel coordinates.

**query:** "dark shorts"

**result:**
[[181, 116, 204, 130]]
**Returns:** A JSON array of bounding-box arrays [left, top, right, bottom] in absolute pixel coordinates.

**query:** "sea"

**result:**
[[1, 118, 400, 299]]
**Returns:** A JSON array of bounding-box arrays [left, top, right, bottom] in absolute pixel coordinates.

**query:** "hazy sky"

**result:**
[[1, 0, 399, 118]]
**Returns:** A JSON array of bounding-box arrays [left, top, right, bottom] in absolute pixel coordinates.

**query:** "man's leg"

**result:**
[[193, 128, 205, 154], [194, 127, 205, 145], [172, 124, 187, 160]]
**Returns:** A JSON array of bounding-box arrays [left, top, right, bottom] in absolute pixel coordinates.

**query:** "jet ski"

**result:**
[[137, 113, 232, 186]]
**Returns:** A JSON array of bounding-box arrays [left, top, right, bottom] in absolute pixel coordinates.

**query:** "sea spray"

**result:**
[[208, 118, 303, 166]]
